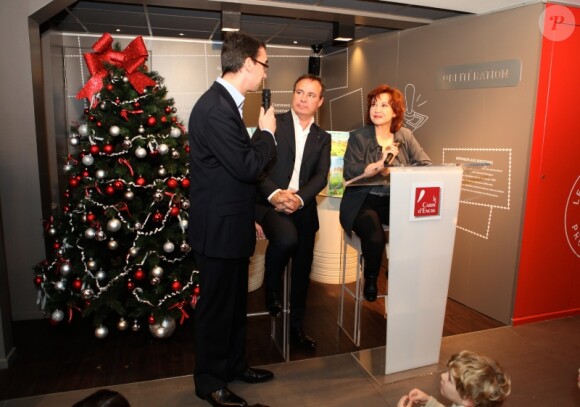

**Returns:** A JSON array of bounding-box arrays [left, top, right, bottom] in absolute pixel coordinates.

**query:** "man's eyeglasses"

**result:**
[[251, 58, 269, 70]]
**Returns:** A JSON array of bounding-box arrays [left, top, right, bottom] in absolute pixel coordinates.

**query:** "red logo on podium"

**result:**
[[414, 186, 441, 218]]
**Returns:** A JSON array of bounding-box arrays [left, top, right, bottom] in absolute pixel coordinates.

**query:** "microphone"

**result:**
[[262, 88, 271, 111], [384, 140, 403, 166]]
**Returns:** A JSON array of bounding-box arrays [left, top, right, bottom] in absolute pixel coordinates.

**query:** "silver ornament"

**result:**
[[150, 277, 160, 285], [48, 227, 57, 236], [57, 248, 65, 256], [122, 137, 132, 149], [63, 163, 73, 173], [51, 309, 65, 322], [87, 259, 98, 271], [95, 325, 109, 339], [82, 154, 94, 166], [107, 218, 122, 232], [99, 101, 107, 110], [109, 125, 121, 137], [153, 191, 164, 202], [163, 241, 175, 253], [170, 127, 181, 138], [78, 124, 90, 137], [149, 316, 176, 339], [55, 280, 66, 291], [81, 289, 94, 300], [96, 230, 107, 241], [60, 263, 72, 276], [124, 189, 135, 200], [84, 228, 96, 239], [96, 270, 107, 280], [95, 169, 106, 179], [171, 150, 180, 159], [135, 147, 147, 158], [111, 75, 120, 83], [157, 143, 169, 155], [180, 219, 188, 229], [138, 125, 145, 134], [131, 320, 141, 331], [151, 266, 164, 278], [117, 318, 128, 331], [134, 222, 143, 230], [129, 247, 139, 257], [108, 239, 119, 250], [122, 76, 129, 83], [181, 199, 190, 210], [69, 136, 80, 146], [157, 165, 167, 177]]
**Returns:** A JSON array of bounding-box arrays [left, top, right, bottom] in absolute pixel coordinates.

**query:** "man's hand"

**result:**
[[259, 106, 276, 134], [271, 190, 301, 214]]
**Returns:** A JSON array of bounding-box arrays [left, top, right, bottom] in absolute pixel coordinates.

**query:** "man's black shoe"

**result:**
[[234, 367, 274, 383], [290, 327, 317, 350], [197, 387, 247, 407], [265, 290, 282, 317]]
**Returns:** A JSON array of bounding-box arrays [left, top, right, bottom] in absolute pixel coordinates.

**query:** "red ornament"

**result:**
[[84, 108, 90, 115], [170, 206, 180, 216], [89, 115, 95, 121], [106, 84, 114, 91], [135, 176, 146, 186], [63, 205, 71, 213], [34, 275, 44, 286], [72, 279, 82, 290], [105, 185, 115, 195], [185, 145, 190, 153], [148, 315, 156, 325], [165, 106, 172, 113], [160, 116, 168, 124], [96, 121, 102, 127], [64, 190, 71, 198], [146, 116, 157, 127], [134, 268, 145, 280], [181, 178, 190, 189], [103, 144, 114, 154], [171, 117, 177, 123], [53, 241, 61, 250], [69, 177, 79, 187], [193, 285, 200, 295], [134, 102, 140, 108], [86, 212, 96, 223], [171, 280, 182, 291], [166, 178, 178, 189], [114, 180, 124, 190], [82, 170, 90, 178], [153, 212, 163, 222], [89, 145, 100, 154], [127, 280, 135, 291]]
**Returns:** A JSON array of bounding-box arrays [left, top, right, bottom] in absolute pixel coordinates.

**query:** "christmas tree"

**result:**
[[33, 33, 199, 339]]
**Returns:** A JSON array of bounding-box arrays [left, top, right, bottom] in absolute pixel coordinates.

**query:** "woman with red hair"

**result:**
[[339, 84, 431, 301]]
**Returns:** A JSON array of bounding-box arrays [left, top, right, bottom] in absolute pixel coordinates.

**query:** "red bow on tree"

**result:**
[[76, 33, 156, 104]]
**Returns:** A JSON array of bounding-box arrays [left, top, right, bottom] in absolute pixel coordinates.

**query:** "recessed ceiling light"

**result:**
[[293, 40, 298, 44], [115, 28, 121, 32], [179, 33, 185, 36]]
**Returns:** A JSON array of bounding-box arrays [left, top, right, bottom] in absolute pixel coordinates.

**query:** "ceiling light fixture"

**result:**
[[221, 10, 241, 32], [333, 22, 354, 42]]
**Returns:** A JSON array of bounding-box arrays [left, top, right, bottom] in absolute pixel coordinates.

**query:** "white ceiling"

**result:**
[[46, 0, 557, 49]]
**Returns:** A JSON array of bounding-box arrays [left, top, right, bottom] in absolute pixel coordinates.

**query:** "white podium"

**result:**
[[385, 165, 463, 374]]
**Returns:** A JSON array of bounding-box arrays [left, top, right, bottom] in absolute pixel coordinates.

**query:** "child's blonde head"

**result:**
[[447, 350, 511, 407]]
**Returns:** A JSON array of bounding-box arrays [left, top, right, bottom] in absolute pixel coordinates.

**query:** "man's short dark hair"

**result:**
[[221, 32, 266, 75], [293, 74, 325, 97]]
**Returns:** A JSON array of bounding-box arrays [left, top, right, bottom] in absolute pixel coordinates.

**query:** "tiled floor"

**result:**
[[2, 315, 578, 407]]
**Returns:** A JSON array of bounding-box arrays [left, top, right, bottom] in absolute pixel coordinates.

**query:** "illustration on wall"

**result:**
[[403, 83, 428, 132]]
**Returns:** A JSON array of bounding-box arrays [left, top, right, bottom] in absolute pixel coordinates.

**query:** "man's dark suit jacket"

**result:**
[[188, 81, 276, 259], [255, 110, 331, 231]]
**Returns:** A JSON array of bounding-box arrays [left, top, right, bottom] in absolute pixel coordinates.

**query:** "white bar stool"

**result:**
[[247, 242, 291, 361], [337, 226, 389, 347]]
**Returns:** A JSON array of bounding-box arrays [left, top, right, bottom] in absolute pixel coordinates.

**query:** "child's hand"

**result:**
[[408, 388, 430, 404], [396, 395, 412, 407]]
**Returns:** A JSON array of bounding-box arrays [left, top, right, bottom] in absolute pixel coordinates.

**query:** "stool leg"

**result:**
[[354, 255, 363, 347]]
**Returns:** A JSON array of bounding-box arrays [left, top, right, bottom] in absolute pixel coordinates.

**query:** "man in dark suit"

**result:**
[[255, 74, 331, 350], [188, 32, 277, 407]]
